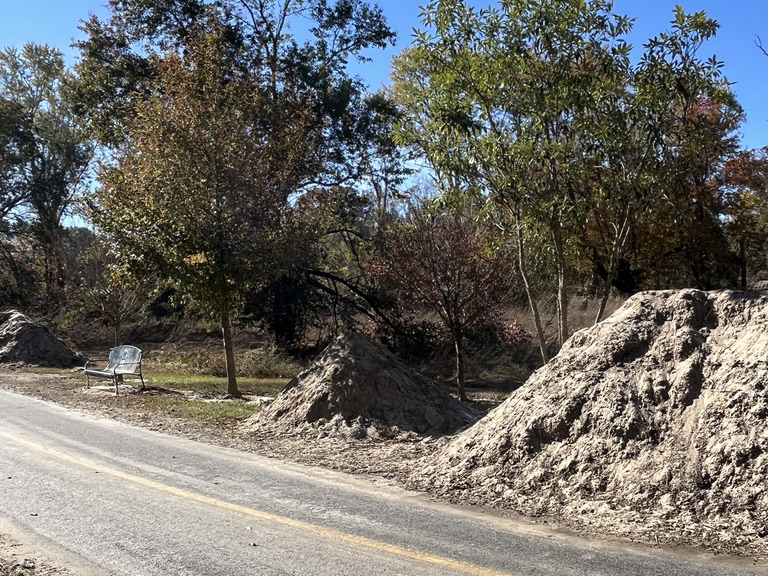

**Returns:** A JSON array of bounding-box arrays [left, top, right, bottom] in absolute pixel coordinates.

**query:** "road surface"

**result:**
[[0, 389, 762, 576]]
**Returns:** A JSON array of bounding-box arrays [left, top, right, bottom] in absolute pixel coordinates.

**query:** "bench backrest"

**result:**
[[107, 345, 142, 374]]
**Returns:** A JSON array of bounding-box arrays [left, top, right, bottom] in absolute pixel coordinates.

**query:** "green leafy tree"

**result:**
[[0, 98, 33, 220], [72, 0, 397, 183], [393, 1, 740, 357], [0, 43, 93, 311], [92, 24, 317, 396], [72, 0, 402, 359]]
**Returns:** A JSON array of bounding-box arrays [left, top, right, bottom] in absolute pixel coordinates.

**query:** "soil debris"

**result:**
[[0, 310, 80, 368], [249, 332, 483, 438], [410, 289, 768, 557]]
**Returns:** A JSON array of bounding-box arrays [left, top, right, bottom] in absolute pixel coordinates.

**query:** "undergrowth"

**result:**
[[150, 345, 301, 380]]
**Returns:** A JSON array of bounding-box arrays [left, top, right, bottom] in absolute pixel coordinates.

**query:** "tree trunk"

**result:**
[[595, 212, 631, 325], [515, 209, 549, 363], [739, 236, 747, 290], [551, 218, 568, 348], [595, 283, 612, 326], [220, 301, 240, 397], [453, 330, 466, 402]]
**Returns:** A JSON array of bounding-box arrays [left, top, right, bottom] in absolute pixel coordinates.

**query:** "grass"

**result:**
[[23, 359, 291, 424], [143, 396, 262, 421], [149, 345, 302, 380], [145, 370, 289, 396]]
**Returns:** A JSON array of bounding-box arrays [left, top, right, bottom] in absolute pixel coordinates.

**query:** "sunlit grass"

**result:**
[[21, 362, 288, 423], [145, 370, 289, 396], [140, 395, 262, 421]]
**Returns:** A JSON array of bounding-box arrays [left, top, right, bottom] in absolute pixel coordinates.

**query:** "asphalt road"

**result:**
[[0, 389, 763, 576]]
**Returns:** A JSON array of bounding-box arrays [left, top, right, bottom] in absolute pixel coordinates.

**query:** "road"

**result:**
[[0, 389, 762, 576]]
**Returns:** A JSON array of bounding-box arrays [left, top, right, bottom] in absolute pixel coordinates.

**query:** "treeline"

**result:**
[[1, 0, 767, 398]]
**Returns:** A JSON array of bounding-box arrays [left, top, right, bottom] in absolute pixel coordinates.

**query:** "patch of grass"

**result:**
[[150, 345, 302, 380], [144, 396, 262, 422], [146, 371, 288, 396]]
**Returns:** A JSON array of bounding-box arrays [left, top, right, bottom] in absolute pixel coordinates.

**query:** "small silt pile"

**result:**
[[250, 332, 482, 439], [411, 290, 768, 554], [0, 310, 80, 368]]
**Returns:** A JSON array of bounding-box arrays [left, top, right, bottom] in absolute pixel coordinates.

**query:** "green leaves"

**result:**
[[71, 0, 396, 187], [0, 43, 93, 309], [393, 0, 743, 344], [92, 25, 316, 314]]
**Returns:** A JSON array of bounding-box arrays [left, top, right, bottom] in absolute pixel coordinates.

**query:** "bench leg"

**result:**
[[139, 373, 145, 391]]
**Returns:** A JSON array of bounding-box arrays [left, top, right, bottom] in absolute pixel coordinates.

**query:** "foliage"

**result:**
[[72, 0, 399, 392], [0, 43, 93, 311], [393, 0, 742, 358], [71, 0, 398, 187], [368, 199, 514, 399], [721, 147, 768, 285], [69, 237, 156, 346], [91, 21, 319, 394]]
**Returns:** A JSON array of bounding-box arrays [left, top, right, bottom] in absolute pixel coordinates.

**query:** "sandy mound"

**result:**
[[0, 310, 81, 368], [249, 332, 482, 438], [412, 290, 768, 554]]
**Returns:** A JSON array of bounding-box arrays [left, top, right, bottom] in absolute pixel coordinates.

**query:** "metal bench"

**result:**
[[84, 345, 145, 393]]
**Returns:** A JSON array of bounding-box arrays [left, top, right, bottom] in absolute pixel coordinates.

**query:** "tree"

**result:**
[[71, 236, 155, 346], [0, 98, 33, 220], [369, 199, 513, 400], [92, 23, 317, 396], [393, 1, 740, 356], [722, 148, 768, 287], [71, 0, 397, 180], [0, 43, 92, 311]]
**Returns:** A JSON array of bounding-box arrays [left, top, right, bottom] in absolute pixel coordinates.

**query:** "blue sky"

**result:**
[[2, 0, 768, 149]]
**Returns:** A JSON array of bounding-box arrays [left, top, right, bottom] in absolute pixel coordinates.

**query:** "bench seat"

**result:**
[[84, 345, 145, 393]]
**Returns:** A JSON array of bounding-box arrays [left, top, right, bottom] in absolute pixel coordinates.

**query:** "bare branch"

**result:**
[[756, 35, 768, 57]]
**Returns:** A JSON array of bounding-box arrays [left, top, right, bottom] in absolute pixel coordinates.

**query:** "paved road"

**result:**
[[0, 389, 763, 576]]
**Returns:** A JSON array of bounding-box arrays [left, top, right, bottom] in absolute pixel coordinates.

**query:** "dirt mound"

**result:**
[[250, 332, 482, 438], [0, 310, 81, 368], [412, 290, 768, 555]]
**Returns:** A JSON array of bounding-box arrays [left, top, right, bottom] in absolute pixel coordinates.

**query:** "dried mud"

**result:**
[[0, 310, 80, 368], [409, 290, 768, 558], [249, 332, 483, 439]]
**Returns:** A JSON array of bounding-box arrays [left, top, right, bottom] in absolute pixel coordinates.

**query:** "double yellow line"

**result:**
[[0, 429, 520, 576]]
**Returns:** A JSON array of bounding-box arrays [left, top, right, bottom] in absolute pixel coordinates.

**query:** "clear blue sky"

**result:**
[[2, 0, 768, 149]]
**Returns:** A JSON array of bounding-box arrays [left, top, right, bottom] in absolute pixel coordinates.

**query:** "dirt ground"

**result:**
[[0, 532, 73, 576]]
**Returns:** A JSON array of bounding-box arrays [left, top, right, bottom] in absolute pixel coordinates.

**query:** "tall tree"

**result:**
[[92, 22, 317, 396], [71, 0, 397, 180], [0, 43, 92, 311], [393, 1, 740, 356]]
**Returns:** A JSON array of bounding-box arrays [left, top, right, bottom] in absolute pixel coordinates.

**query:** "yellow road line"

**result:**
[[0, 429, 520, 576]]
